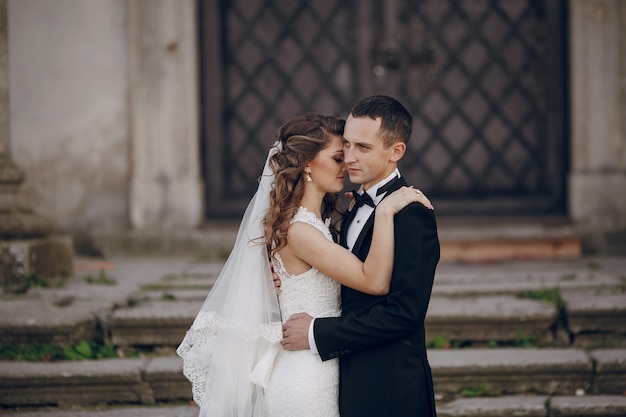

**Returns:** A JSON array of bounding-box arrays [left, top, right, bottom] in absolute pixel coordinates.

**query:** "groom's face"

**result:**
[[343, 115, 397, 191]]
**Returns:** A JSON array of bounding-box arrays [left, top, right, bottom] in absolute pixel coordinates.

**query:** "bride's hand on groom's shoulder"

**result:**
[[378, 186, 433, 214], [344, 190, 356, 211], [281, 313, 313, 351]]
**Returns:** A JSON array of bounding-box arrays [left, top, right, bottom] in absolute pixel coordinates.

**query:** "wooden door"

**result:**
[[200, 0, 568, 218]]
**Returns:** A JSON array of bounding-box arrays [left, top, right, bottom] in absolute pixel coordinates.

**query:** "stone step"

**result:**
[[0, 290, 626, 347], [563, 289, 626, 348], [437, 395, 626, 417], [2, 257, 624, 353], [0, 258, 220, 346], [0, 357, 190, 408], [440, 236, 583, 263], [0, 298, 102, 346], [95, 221, 585, 262], [0, 358, 154, 408], [0, 405, 199, 417], [3, 396, 626, 417], [109, 301, 201, 347], [436, 219, 585, 263], [108, 288, 626, 348], [2, 280, 623, 350], [1, 348, 624, 408], [426, 295, 559, 344], [145, 267, 624, 299], [589, 349, 626, 394], [432, 266, 624, 297], [428, 348, 617, 397], [107, 294, 563, 347]]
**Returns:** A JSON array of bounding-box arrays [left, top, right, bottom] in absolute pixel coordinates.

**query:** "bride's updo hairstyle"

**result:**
[[263, 113, 345, 256]]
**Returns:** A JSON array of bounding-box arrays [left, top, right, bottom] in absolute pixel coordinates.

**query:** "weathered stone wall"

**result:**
[[8, 0, 129, 232], [569, 0, 626, 228], [127, 0, 202, 230], [4, 0, 626, 252], [8, 0, 203, 238]]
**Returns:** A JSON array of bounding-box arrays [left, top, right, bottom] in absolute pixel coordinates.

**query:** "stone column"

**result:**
[[569, 0, 626, 229], [0, 0, 72, 292], [128, 0, 203, 230], [0, 0, 49, 237]]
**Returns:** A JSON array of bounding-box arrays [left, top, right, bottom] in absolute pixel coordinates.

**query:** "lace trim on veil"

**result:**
[[178, 310, 282, 346], [177, 311, 282, 413]]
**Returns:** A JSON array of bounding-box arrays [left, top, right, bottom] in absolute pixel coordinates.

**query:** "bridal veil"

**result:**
[[177, 142, 282, 416]]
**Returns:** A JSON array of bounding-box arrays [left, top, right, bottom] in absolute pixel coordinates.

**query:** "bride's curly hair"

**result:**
[[262, 113, 345, 257]]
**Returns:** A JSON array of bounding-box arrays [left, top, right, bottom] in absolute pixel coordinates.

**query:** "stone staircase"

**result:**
[[1, 256, 625, 416]]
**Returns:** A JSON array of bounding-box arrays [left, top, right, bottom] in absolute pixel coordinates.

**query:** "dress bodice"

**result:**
[[272, 207, 341, 322]]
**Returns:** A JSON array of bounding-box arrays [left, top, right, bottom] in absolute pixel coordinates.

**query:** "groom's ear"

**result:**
[[389, 142, 406, 162]]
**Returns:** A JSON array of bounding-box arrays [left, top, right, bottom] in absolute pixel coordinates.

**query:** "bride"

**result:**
[[177, 113, 431, 417]]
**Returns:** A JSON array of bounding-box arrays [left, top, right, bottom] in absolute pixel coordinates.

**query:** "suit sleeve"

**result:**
[[313, 203, 440, 360]]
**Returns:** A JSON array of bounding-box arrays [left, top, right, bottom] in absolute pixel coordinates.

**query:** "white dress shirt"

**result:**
[[308, 169, 401, 354]]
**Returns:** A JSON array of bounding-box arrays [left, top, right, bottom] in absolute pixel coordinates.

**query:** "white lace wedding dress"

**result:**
[[263, 207, 341, 417]]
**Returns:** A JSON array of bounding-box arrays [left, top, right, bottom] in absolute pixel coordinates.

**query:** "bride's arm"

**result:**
[[288, 187, 430, 295]]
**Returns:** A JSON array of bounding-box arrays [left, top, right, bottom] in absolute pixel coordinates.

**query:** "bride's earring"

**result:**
[[306, 171, 312, 182]]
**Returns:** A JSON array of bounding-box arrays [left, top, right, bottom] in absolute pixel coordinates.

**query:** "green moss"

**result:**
[[460, 382, 502, 397], [426, 336, 451, 349], [513, 333, 539, 348], [518, 288, 565, 311], [84, 269, 117, 285], [0, 340, 118, 362], [27, 273, 48, 288]]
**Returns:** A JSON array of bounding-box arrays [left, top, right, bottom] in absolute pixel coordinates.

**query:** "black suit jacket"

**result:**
[[314, 176, 440, 417]]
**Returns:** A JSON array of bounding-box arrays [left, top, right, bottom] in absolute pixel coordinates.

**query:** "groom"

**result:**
[[281, 95, 440, 417]]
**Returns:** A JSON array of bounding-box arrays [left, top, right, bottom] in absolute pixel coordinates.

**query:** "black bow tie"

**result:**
[[352, 177, 398, 209], [352, 190, 375, 208]]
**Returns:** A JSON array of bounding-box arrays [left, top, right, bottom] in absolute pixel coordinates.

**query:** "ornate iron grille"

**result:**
[[203, 0, 358, 217], [386, 0, 567, 216], [201, 0, 567, 218]]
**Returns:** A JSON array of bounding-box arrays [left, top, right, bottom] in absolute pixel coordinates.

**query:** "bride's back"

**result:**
[[271, 207, 341, 322]]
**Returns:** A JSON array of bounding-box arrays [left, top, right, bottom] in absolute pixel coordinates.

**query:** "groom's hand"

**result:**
[[281, 313, 313, 351]]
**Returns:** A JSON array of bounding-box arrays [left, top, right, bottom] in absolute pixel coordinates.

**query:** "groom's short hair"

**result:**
[[350, 95, 412, 148]]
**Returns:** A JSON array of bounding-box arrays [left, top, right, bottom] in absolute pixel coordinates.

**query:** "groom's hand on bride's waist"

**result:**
[[282, 313, 313, 351]]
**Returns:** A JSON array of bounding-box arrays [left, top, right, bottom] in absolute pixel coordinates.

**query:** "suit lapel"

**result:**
[[340, 205, 357, 248], [351, 214, 374, 256], [351, 176, 407, 255]]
